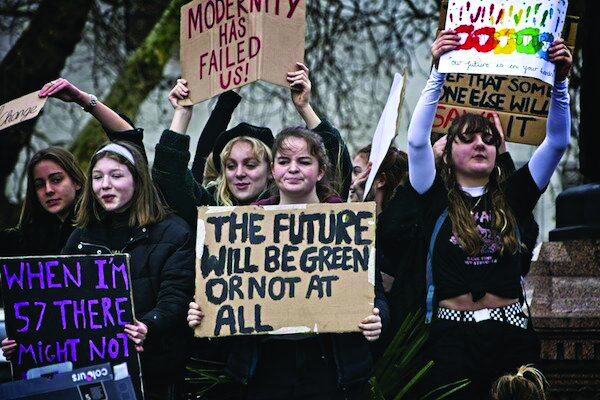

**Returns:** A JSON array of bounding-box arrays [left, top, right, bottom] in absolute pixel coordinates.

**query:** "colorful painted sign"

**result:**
[[0, 254, 143, 399], [195, 203, 376, 338], [180, 0, 306, 104], [439, 0, 568, 85]]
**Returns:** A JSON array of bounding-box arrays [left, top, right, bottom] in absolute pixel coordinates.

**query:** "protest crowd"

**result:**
[[0, 7, 573, 400]]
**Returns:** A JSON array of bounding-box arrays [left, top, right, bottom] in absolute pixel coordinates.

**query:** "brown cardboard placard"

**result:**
[[195, 202, 376, 338], [434, 103, 547, 146], [434, 0, 578, 145], [180, 0, 306, 104], [0, 92, 47, 132]]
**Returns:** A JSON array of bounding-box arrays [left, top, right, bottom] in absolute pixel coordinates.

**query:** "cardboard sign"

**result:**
[[180, 0, 306, 104], [438, 0, 568, 85], [0, 254, 143, 399], [434, 0, 578, 145], [435, 74, 551, 145], [195, 203, 376, 338], [0, 92, 47, 131], [363, 72, 406, 200]]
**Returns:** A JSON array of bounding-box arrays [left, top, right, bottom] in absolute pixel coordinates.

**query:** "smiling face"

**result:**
[[91, 157, 135, 213], [33, 160, 80, 221], [272, 136, 324, 203], [224, 140, 269, 202]]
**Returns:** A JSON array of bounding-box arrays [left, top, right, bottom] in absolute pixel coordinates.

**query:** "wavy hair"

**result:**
[[273, 127, 337, 202], [442, 113, 519, 256], [19, 147, 85, 228], [214, 136, 272, 206], [75, 141, 167, 228]]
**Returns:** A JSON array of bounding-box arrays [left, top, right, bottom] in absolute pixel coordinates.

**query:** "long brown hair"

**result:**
[[355, 144, 408, 210], [75, 141, 168, 228], [442, 113, 519, 256], [273, 127, 337, 202], [19, 147, 85, 228]]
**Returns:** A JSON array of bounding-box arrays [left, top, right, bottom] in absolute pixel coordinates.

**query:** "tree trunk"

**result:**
[[69, 0, 189, 171], [0, 0, 93, 230]]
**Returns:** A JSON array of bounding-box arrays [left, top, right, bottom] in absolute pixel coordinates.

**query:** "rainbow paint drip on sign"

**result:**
[[439, 0, 568, 86]]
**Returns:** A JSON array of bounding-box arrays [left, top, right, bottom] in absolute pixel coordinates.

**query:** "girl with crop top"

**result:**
[[406, 30, 571, 399]]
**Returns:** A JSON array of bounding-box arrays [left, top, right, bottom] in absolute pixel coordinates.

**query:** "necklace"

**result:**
[[470, 196, 483, 215]]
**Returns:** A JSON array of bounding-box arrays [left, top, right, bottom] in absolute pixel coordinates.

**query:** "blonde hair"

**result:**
[[75, 141, 168, 228], [489, 365, 548, 400], [203, 152, 219, 186], [214, 136, 272, 206]]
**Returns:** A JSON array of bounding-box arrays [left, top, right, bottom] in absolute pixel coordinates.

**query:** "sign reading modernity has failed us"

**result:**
[[180, 0, 306, 104], [195, 203, 377, 337]]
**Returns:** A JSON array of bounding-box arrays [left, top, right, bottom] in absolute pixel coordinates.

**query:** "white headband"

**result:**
[[96, 143, 135, 165]]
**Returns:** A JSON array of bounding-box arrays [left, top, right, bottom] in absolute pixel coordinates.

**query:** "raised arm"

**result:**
[[153, 81, 213, 232], [39, 78, 133, 132], [191, 89, 242, 183], [408, 31, 459, 194], [528, 39, 572, 189], [289, 62, 353, 199]]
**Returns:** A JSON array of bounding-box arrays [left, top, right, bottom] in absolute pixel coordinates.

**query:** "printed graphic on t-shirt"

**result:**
[[449, 210, 502, 266]]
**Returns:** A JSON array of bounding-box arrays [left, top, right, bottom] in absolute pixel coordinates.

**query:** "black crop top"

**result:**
[[410, 164, 542, 302]]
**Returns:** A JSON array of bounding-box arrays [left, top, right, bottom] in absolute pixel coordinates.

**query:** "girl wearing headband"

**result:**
[[62, 141, 194, 400]]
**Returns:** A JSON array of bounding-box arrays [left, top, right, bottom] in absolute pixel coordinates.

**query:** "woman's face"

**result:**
[[350, 152, 369, 202], [450, 129, 497, 186], [225, 141, 269, 202], [33, 160, 80, 221], [272, 137, 324, 198], [92, 157, 135, 213]]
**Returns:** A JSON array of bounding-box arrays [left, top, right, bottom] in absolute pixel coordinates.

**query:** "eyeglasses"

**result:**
[[456, 130, 498, 146]]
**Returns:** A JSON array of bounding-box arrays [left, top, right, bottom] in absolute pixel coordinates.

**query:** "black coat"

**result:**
[[0, 210, 76, 257], [62, 214, 195, 383]]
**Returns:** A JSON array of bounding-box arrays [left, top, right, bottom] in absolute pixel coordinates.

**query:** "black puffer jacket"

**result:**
[[62, 214, 195, 383]]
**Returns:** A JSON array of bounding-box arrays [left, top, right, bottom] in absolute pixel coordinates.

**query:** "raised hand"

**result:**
[[548, 38, 572, 83], [431, 30, 461, 68], [39, 78, 90, 106], [288, 62, 311, 111]]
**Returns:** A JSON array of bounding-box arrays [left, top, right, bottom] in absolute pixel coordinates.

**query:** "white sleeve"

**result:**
[[408, 67, 446, 194], [528, 79, 570, 190]]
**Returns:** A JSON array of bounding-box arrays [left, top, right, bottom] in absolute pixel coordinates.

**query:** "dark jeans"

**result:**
[[246, 337, 359, 400], [420, 318, 541, 400]]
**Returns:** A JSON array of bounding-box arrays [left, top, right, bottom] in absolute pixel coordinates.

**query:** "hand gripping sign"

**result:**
[[180, 0, 306, 104]]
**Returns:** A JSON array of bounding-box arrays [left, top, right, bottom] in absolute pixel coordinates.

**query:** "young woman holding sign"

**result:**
[[0, 78, 136, 257], [59, 141, 194, 400], [0, 79, 146, 368], [152, 62, 352, 231], [188, 127, 387, 400], [405, 31, 572, 399]]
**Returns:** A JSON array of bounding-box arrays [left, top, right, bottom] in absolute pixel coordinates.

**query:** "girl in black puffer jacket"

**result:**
[[62, 141, 194, 400]]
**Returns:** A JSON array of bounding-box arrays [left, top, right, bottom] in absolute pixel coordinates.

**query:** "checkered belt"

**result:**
[[436, 302, 528, 329]]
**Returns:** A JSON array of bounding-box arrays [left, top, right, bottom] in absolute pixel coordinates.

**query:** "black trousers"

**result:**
[[246, 337, 361, 400], [420, 318, 541, 400]]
